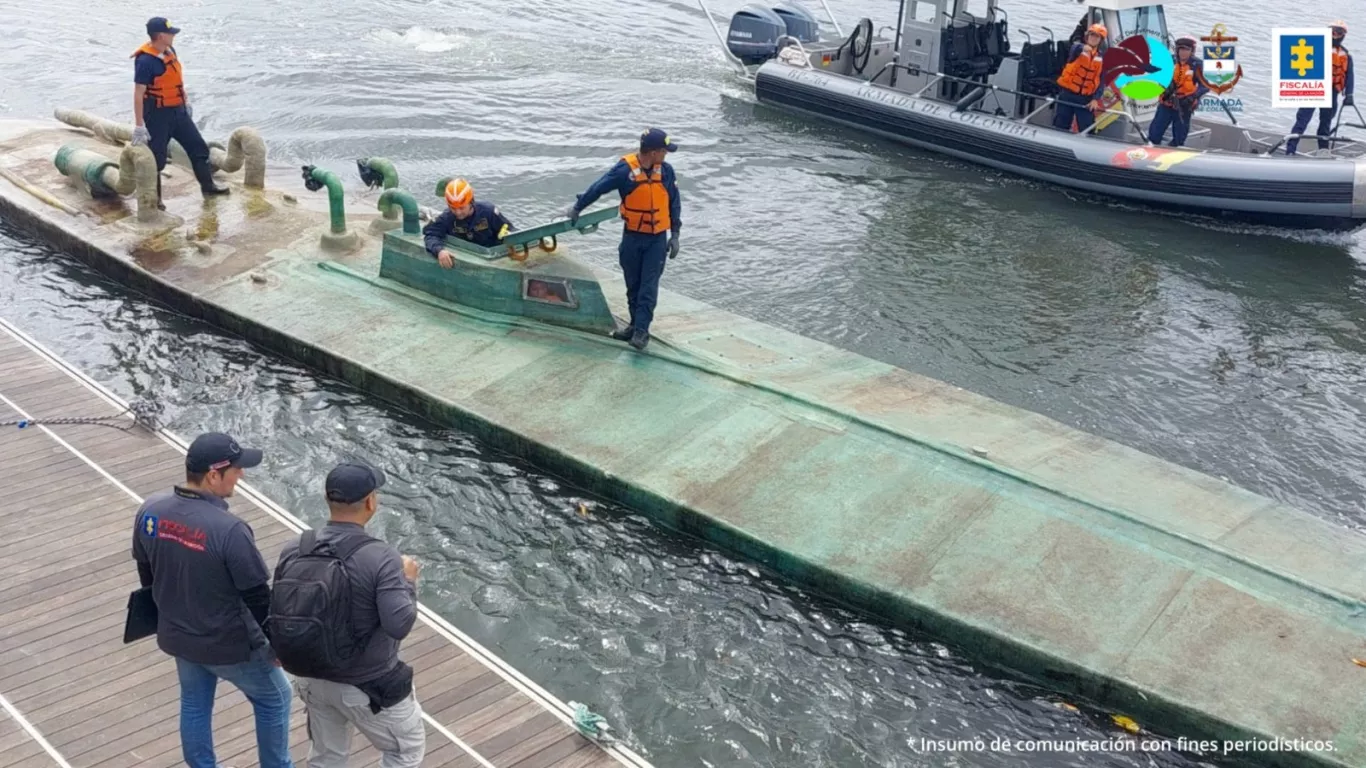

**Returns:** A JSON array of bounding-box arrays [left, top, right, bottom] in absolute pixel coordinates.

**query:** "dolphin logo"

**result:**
[[1102, 36, 1162, 89]]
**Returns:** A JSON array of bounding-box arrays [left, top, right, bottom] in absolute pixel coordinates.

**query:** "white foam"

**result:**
[[375, 25, 461, 53]]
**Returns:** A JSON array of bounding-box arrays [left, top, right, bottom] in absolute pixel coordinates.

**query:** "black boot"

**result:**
[[629, 329, 649, 351], [610, 326, 634, 341], [156, 174, 166, 210], [194, 164, 229, 196]]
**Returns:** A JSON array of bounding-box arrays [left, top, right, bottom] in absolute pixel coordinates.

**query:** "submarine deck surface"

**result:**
[[2, 119, 1365, 767]]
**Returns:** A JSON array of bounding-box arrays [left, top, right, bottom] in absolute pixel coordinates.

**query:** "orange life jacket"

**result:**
[[1057, 46, 1104, 96], [131, 43, 186, 108], [619, 153, 671, 235], [1161, 60, 1199, 106], [1333, 47, 1350, 93]]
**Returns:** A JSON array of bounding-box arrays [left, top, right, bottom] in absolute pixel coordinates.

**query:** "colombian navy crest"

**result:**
[[1197, 24, 1244, 95]]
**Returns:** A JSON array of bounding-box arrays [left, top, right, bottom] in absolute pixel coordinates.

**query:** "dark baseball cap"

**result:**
[[147, 17, 181, 36], [186, 432, 262, 473], [640, 128, 678, 152], [325, 461, 387, 504]]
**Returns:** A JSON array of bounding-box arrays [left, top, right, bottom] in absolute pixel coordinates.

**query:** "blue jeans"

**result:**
[[618, 231, 669, 334], [176, 655, 295, 768]]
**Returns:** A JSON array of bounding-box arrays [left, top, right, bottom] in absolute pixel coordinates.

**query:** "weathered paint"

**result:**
[[3, 118, 1366, 767]]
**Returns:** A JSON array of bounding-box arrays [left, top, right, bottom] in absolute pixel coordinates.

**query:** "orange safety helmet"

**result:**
[[444, 178, 474, 209], [1330, 19, 1348, 36], [1087, 23, 1108, 39]]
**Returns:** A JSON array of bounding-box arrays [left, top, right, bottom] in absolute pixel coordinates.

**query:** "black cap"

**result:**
[[147, 17, 181, 37], [186, 432, 262, 473], [325, 461, 387, 504], [640, 128, 678, 153]]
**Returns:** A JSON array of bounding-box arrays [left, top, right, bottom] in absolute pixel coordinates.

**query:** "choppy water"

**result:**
[[5, 0, 1366, 764]]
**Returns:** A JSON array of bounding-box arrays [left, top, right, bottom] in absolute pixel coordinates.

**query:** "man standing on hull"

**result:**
[[1287, 21, 1355, 156], [131, 17, 229, 207], [566, 128, 681, 352]]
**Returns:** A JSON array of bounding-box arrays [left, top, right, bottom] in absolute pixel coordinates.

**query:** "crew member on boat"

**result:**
[[1053, 23, 1108, 134], [565, 128, 681, 352], [422, 178, 514, 269], [1287, 20, 1355, 156], [1148, 35, 1207, 147], [130, 17, 228, 208]]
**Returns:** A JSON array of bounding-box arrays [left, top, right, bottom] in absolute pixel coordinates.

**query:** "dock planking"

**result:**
[[0, 323, 634, 768]]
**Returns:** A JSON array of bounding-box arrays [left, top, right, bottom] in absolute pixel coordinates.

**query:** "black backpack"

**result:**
[[268, 531, 376, 678]]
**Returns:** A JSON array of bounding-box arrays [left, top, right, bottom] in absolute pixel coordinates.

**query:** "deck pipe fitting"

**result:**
[[357, 157, 399, 190], [53, 143, 161, 222], [376, 189, 421, 235], [53, 108, 267, 189], [359, 158, 404, 232], [207, 127, 267, 189], [301, 165, 359, 251]]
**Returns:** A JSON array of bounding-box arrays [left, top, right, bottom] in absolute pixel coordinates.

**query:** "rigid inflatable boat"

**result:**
[[701, 0, 1366, 231]]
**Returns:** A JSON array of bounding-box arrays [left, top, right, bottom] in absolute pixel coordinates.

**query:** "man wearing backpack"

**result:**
[[271, 461, 425, 767]]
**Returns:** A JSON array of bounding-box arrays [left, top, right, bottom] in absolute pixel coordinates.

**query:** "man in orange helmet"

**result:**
[[1053, 23, 1107, 133], [565, 128, 681, 352], [130, 17, 228, 208], [1288, 21, 1354, 155], [422, 178, 514, 269]]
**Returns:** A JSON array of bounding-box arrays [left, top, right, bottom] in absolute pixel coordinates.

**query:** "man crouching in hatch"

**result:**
[[423, 178, 514, 269]]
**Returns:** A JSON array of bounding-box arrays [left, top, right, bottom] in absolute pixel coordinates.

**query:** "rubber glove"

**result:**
[[668, 231, 680, 260], [131, 126, 151, 146], [565, 205, 580, 225]]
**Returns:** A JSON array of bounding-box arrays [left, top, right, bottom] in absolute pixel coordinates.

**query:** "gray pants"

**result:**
[[296, 677, 426, 768]]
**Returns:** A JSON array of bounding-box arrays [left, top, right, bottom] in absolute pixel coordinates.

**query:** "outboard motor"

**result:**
[[726, 5, 786, 65], [772, 2, 821, 43]]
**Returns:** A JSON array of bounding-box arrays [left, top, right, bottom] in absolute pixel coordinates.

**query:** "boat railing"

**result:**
[[867, 62, 1155, 145], [1261, 132, 1365, 158], [816, 0, 843, 37], [1082, 106, 1151, 145]]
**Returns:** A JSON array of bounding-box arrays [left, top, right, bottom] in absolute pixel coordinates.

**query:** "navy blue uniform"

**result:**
[[1289, 46, 1355, 155], [1148, 58, 1208, 147], [134, 48, 217, 193], [574, 159, 681, 335], [422, 201, 514, 253]]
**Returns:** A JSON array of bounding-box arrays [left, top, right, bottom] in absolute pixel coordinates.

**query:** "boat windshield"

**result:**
[[1114, 5, 1167, 41]]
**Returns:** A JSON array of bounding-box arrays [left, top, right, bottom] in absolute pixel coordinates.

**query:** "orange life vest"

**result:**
[[1057, 46, 1104, 96], [1333, 47, 1350, 93], [131, 43, 186, 108], [1161, 60, 1199, 106], [619, 153, 671, 235]]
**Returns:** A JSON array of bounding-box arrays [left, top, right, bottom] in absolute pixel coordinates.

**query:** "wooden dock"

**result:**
[[0, 318, 649, 768]]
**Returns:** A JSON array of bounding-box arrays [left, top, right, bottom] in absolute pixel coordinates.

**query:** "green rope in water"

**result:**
[[568, 701, 615, 744]]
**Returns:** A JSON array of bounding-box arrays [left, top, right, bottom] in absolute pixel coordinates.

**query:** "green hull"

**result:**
[[3, 117, 1365, 768]]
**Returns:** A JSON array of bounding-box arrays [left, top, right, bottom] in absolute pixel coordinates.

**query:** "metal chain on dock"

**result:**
[[4, 398, 163, 432]]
